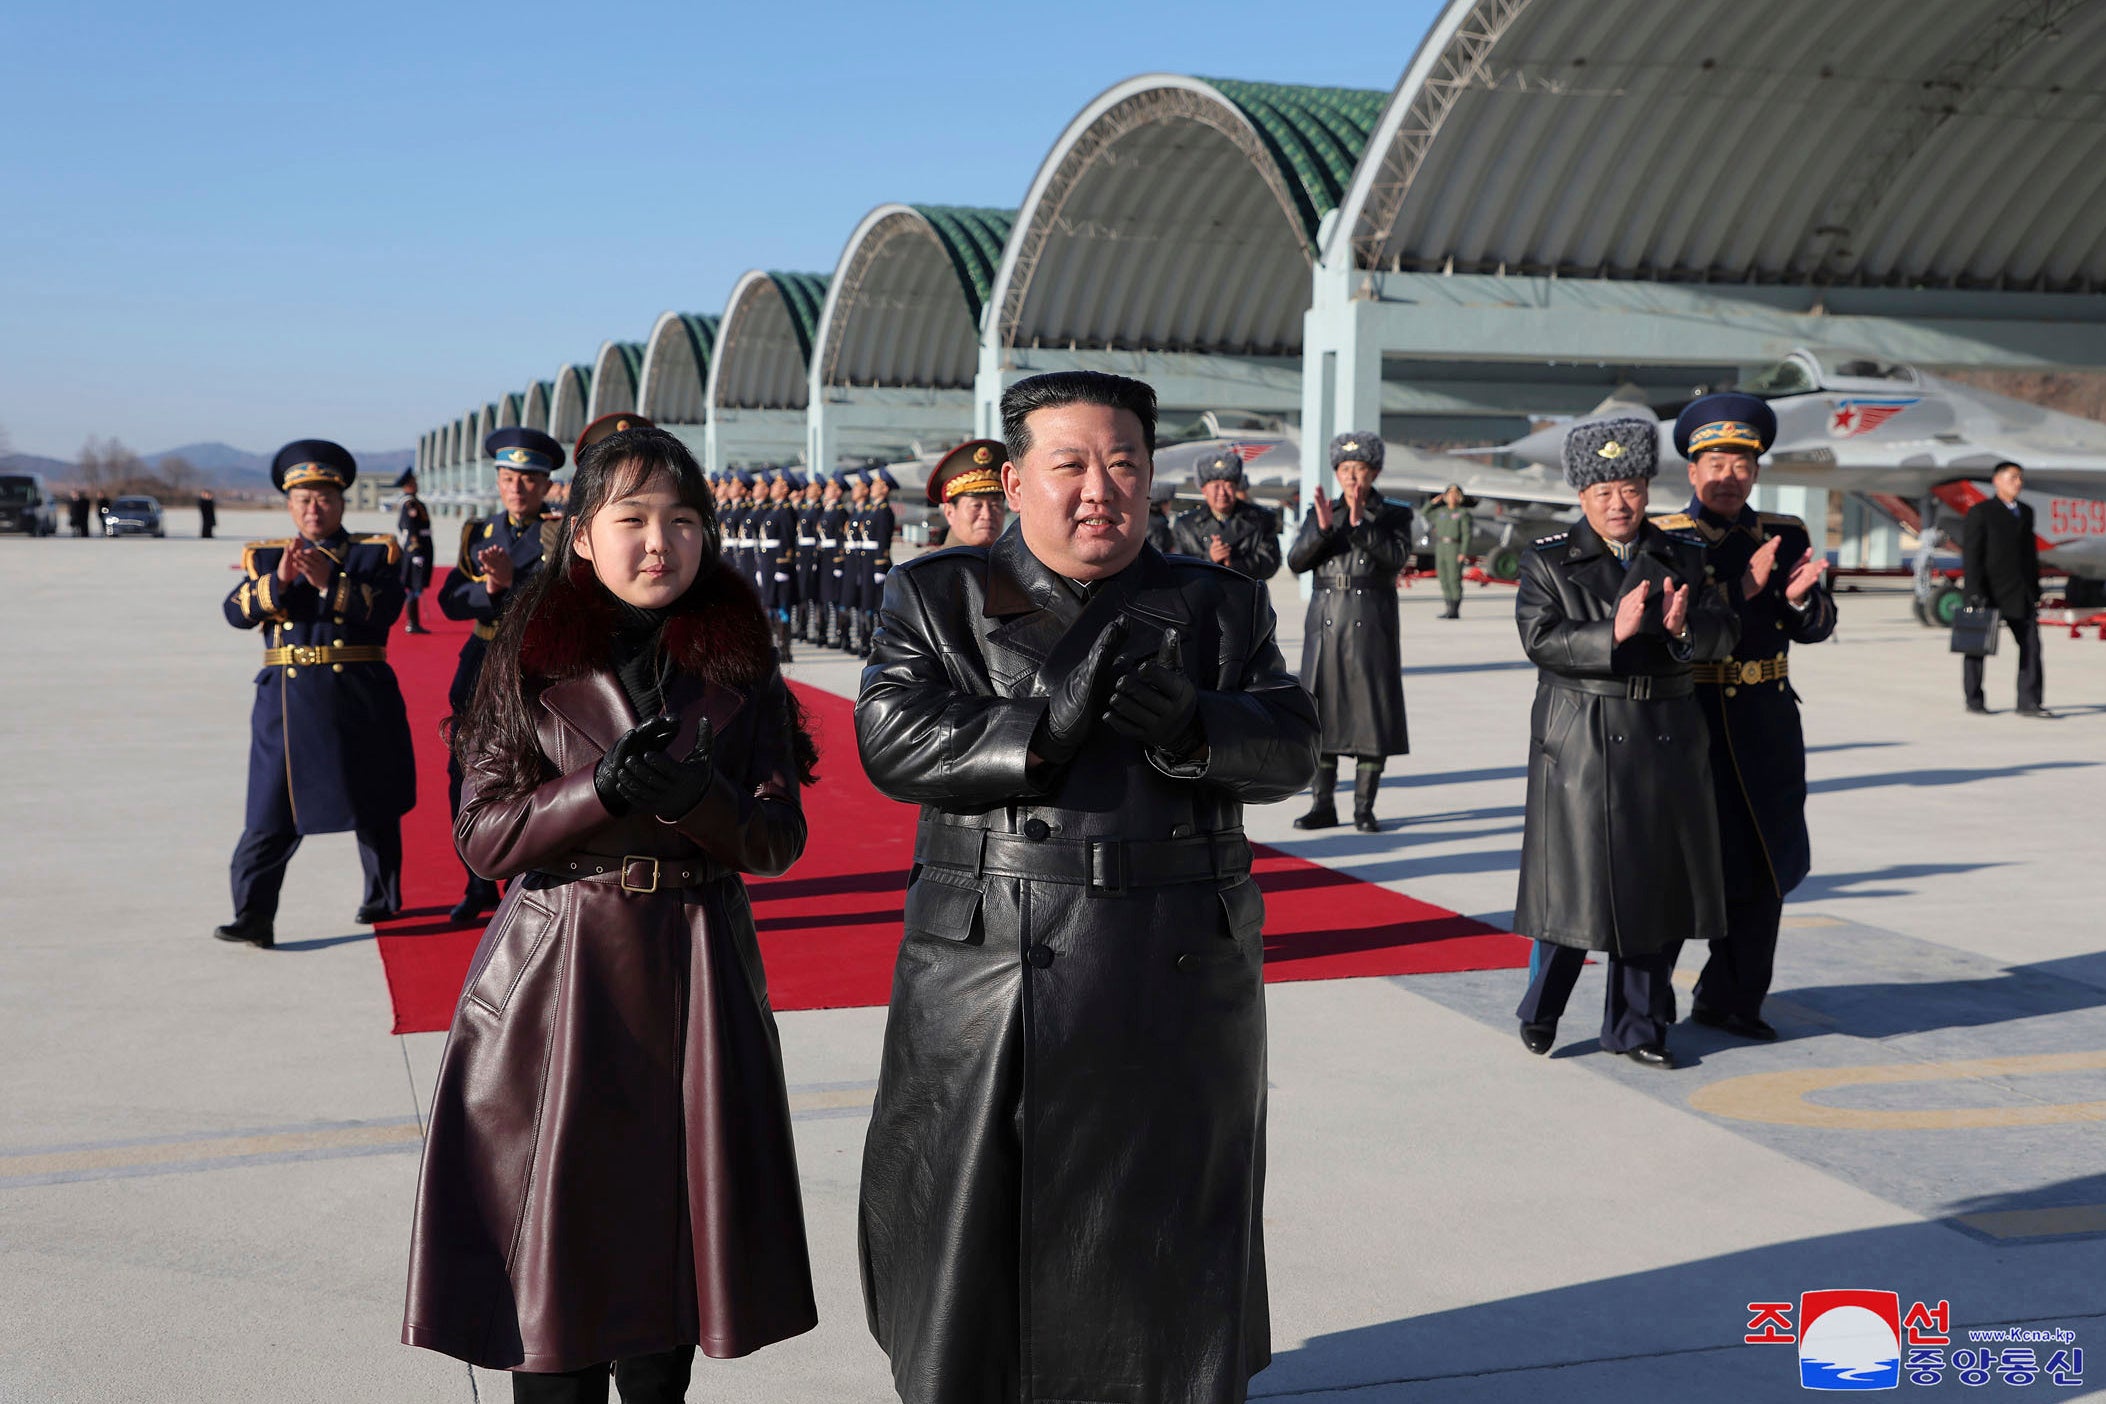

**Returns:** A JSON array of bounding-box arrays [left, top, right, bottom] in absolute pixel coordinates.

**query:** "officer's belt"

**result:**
[[1314, 574, 1393, 590], [536, 850, 729, 893], [1691, 658, 1789, 686], [1540, 671, 1693, 701], [472, 622, 499, 641], [914, 822, 1249, 894], [262, 644, 389, 668]]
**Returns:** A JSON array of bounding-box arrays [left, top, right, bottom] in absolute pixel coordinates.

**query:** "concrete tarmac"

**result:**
[[3, 520, 2102, 1401]]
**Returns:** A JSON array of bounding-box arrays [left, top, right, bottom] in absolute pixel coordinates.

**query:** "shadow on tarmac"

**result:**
[[1808, 759, 2098, 793], [1780, 951, 2106, 1037], [1792, 861, 2009, 900], [1252, 1187, 2106, 1401]]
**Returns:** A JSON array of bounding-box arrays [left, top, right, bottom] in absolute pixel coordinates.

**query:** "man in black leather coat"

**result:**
[[1288, 433, 1416, 832], [1512, 417, 1739, 1070], [854, 370, 1318, 1404]]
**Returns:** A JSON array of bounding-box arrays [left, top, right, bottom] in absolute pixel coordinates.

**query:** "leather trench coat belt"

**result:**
[[853, 524, 1318, 1404], [1511, 519, 1740, 958]]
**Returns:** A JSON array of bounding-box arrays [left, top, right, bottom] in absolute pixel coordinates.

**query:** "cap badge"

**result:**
[[1597, 440, 1627, 460], [972, 446, 993, 465]]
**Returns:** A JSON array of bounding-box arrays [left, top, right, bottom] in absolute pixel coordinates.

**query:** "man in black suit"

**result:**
[[1962, 461, 2050, 718]]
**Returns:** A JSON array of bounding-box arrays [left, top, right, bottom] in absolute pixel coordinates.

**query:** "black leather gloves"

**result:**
[[618, 718, 718, 822], [1103, 627, 1203, 758], [1035, 616, 1128, 765], [593, 714, 679, 816]]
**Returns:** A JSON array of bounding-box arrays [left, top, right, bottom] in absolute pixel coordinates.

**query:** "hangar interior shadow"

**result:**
[[1250, 1198, 2106, 1402]]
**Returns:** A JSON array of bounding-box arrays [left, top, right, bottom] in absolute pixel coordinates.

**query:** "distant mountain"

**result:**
[[1, 452, 74, 479], [141, 443, 415, 489]]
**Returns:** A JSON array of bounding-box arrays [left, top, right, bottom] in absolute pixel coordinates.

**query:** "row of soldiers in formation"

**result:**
[[711, 463, 897, 659]]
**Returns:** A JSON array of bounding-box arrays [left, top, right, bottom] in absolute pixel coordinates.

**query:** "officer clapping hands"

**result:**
[[1613, 578, 1692, 645], [277, 538, 335, 589], [1103, 628, 1203, 759], [1034, 617, 1129, 765], [477, 544, 516, 594], [1741, 535, 1828, 604]]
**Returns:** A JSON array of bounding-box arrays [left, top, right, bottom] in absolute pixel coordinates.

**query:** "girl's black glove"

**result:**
[[593, 714, 679, 816], [619, 718, 717, 822]]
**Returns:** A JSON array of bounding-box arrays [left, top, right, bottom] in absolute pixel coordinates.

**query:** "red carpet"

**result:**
[[374, 572, 1525, 1035]]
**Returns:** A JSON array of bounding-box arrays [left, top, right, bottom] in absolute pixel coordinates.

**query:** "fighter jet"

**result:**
[[1496, 347, 2106, 590]]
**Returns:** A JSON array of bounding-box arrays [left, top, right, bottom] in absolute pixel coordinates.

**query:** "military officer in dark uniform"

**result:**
[[215, 441, 416, 947], [817, 471, 851, 648], [794, 470, 825, 639], [859, 467, 898, 657], [727, 470, 758, 596], [1654, 394, 1835, 1041], [435, 426, 565, 924], [395, 469, 435, 634], [1513, 418, 1740, 1068], [1288, 432, 1416, 832], [755, 467, 800, 659], [839, 469, 873, 652], [1171, 449, 1282, 580], [926, 438, 1009, 548], [1145, 474, 1177, 551], [69, 490, 92, 537]]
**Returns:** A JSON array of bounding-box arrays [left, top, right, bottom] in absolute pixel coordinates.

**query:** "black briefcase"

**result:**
[[1949, 605, 2000, 656]]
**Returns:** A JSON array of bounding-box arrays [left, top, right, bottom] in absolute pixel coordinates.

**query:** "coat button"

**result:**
[[1725, 685, 1738, 697], [1022, 818, 1050, 841], [1174, 953, 1197, 972], [1027, 945, 1055, 968]]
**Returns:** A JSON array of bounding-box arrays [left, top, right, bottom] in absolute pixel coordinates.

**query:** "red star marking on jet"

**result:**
[[1832, 406, 1857, 433]]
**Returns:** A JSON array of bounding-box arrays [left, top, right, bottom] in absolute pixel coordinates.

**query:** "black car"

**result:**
[[0, 473, 59, 536], [103, 495, 165, 537]]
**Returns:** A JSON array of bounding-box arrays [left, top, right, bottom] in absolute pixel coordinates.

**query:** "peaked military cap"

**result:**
[[1195, 448, 1246, 485], [1674, 392, 1776, 460], [573, 412, 653, 462], [873, 467, 898, 490], [1329, 431, 1384, 472], [393, 468, 418, 489], [1563, 416, 1659, 490], [272, 440, 357, 493], [486, 427, 565, 475], [927, 439, 1006, 506]]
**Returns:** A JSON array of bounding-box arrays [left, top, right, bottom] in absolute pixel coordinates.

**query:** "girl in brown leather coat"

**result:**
[[403, 427, 819, 1403]]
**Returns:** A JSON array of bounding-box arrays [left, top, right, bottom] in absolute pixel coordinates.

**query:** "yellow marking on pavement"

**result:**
[[1957, 1205, 2106, 1239], [0, 1121, 421, 1180], [1690, 1050, 2106, 1130]]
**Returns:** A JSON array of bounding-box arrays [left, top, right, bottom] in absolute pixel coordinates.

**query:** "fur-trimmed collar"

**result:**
[[519, 559, 774, 687]]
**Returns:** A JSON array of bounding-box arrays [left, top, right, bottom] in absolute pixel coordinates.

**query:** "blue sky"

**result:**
[[1, 1, 1443, 458]]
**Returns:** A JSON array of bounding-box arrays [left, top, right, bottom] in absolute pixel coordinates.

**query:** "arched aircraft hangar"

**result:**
[[705, 270, 829, 471], [636, 311, 720, 458], [975, 74, 1385, 441], [809, 204, 1013, 471], [415, 0, 2106, 541], [1299, 0, 2106, 558]]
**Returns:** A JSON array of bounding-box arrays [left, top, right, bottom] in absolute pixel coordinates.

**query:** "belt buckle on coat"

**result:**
[[1086, 839, 1127, 897], [1739, 659, 1766, 686], [1627, 675, 1653, 700], [620, 855, 660, 893]]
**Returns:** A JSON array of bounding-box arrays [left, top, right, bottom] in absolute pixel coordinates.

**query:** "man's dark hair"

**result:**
[[1993, 460, 2024, 477], [1000, 371, 1158, 463]]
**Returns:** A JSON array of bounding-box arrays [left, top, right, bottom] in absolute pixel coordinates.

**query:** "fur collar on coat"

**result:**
[[519, 558, 775, 690]]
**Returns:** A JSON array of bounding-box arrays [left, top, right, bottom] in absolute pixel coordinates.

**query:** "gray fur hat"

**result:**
[[1149, 474, 1179, 505], [1329, 431, 1383, 472], [1194, 449, 1245, 485], [1562, 416, 1658, 491]]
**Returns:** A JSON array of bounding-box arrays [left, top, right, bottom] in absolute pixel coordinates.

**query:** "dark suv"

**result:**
[[0, 473, 59, 536]]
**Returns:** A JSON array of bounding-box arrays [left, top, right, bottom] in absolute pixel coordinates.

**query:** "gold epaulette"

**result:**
[[456, 520, 485, 577], [241, 539, 292, 578], [538, 515, 564, 557], [1651, 513, 1696, 531], [359, 533, 401, 565]]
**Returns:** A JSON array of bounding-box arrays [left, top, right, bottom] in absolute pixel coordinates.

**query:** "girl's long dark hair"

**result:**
[[448, 426, 817, 800]]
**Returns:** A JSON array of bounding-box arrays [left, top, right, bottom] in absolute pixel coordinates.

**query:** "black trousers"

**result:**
[[229, 818, 401, 923], [1963, 613, 2044, 712], [1516, 942, 1677, 1052], [511, 1346, 695, 1404], [1692, 888, 1785, 1020]]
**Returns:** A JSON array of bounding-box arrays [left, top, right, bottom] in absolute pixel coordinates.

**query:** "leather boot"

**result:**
[[824, 605, 842, 649], [1294, 760, 1339, 829], [775, 616, 794, 662], [857, 610, 876, 657], [1353, 760, 1384, 833], [1441, 599, 1460, 619]]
